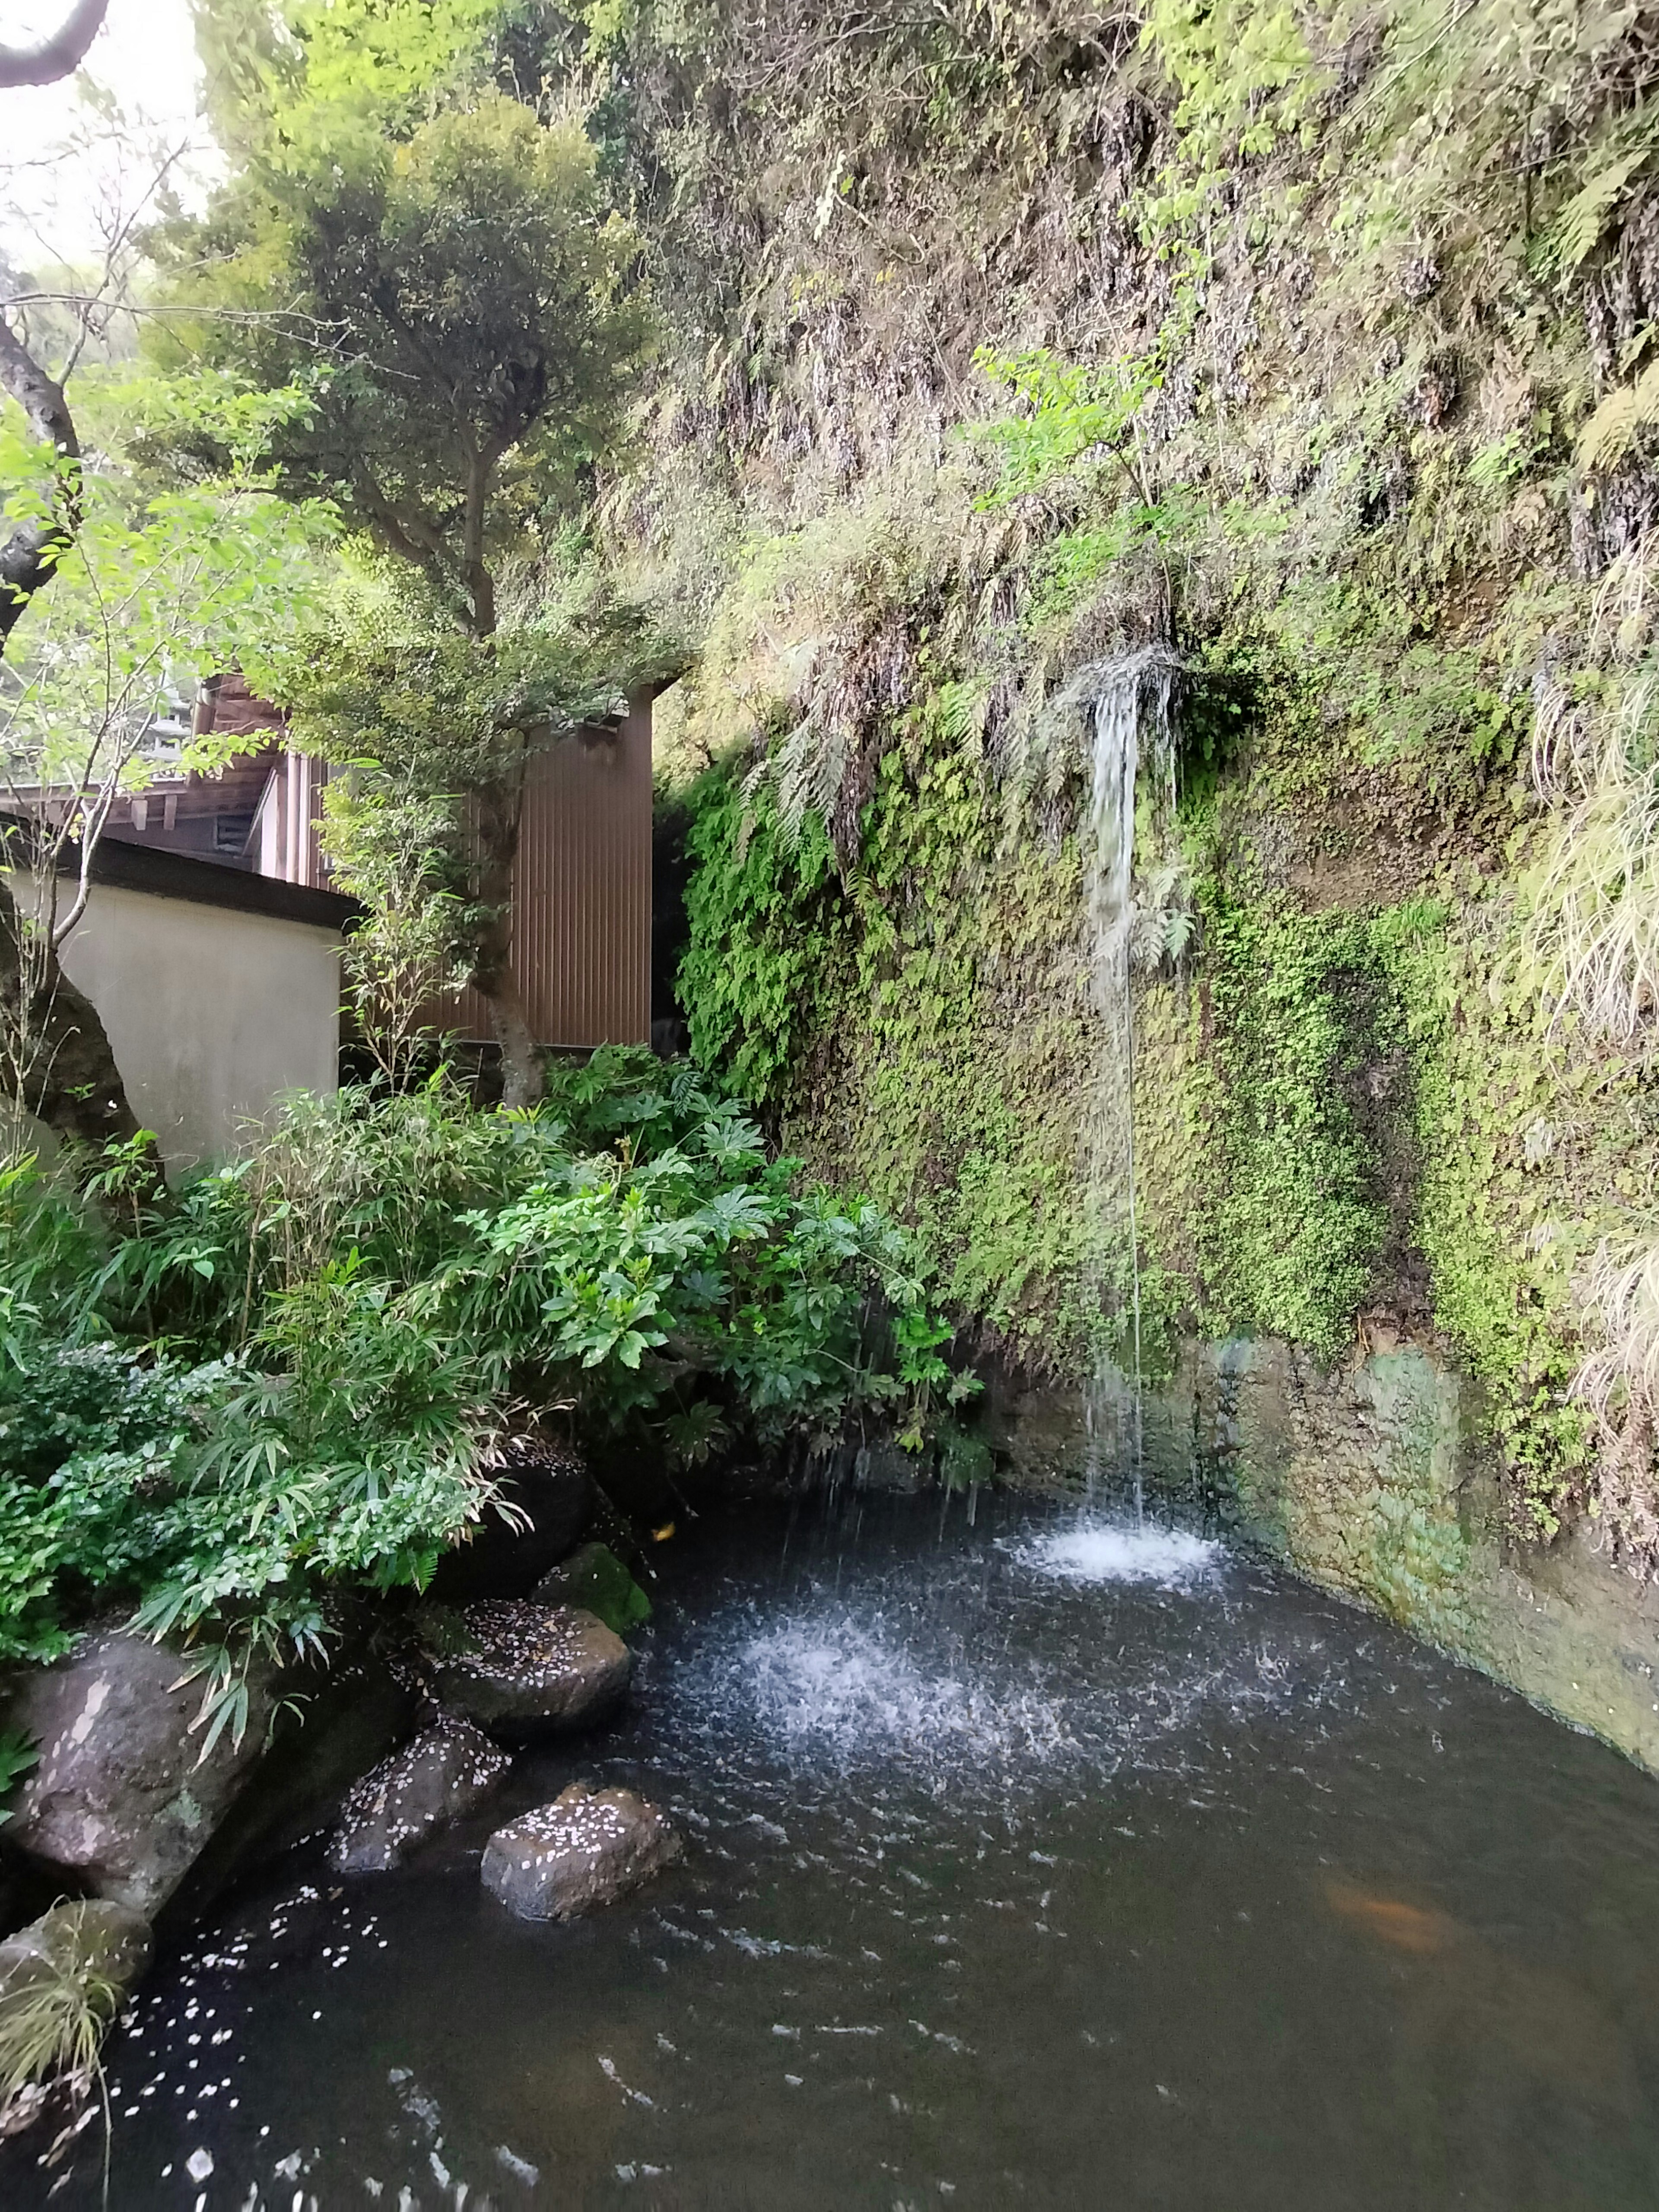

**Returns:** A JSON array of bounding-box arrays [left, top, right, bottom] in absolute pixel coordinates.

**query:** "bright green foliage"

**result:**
[[0, 408, 328, 809], [0, 1055, 958, 1694], [678, 776, 841, 1102], [678, 732, 1105, 1366], [1194, 892, 1414, 1360], [149, 87, 649, 636]]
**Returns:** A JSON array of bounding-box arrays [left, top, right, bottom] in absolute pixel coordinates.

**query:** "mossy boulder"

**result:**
[[531, 1543, 651, 1635], [429, 1602, 631, 1740]]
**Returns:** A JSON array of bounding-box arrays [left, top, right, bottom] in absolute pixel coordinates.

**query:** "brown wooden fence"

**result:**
[[430, 689, 654, 1049]]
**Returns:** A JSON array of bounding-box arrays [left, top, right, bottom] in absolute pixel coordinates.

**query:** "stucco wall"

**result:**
[[36, 880, 341, 1167]]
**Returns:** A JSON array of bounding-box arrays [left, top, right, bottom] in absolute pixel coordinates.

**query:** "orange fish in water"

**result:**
[[1323, 1878, 1460, 1957], [651, 1520, 676, 1542], [1322, 1874, 1638, 2113]]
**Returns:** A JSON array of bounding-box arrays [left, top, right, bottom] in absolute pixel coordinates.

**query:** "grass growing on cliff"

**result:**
[[0, 1052, 963, 1720]]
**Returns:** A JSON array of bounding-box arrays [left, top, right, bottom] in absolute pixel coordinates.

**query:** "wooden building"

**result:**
[[109, 677, 658, 1052]]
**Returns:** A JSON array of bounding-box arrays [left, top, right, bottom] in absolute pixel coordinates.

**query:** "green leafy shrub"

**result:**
[[0, 1053, 960, 1705]]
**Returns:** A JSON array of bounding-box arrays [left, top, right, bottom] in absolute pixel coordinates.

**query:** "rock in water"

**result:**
[[0, 1899, 154, 2133], [429, 1439, 593, 1601], [481, 1783, 682, 1920], [330, 1719, 511, 1873], [531, 1541, 652, 1634], [4, 1632, 272, 1916], [0, 1897, 153, 2002], [433, 1602, 631, 1738]]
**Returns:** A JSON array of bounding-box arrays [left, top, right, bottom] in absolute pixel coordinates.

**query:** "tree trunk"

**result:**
[[0, 318, 81, 651], [0, 881, 160, 1183], [470, 760, 544, 1109], [0, 0, 107, 88]]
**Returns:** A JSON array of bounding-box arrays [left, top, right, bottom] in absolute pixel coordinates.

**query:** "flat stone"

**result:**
[[531, 1542, 652, 1634], [5, 1632, 273, 1917], [432, 1602, 631, 1739], [480, 1783, 682, 1920], [330, 1719, 511, 1873]]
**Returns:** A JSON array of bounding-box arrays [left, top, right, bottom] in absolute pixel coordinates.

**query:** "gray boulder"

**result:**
[[5, 1632, 272, 1917], [0, 1896, 153, 2002], [429, 1439, 593, 1602], [481, 1782, 682, 1921], [330, 1718, 511, 1873], [432, 1602, 631, 1739]]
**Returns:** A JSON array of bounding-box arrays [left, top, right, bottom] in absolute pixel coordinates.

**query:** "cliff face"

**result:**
[[596, 2, 1659, 1748]]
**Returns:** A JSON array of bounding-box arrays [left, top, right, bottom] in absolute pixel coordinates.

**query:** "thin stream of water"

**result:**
[[1078, 648, 1177, 1520]]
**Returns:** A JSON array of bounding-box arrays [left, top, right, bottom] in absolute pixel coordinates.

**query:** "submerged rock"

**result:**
[[852, 1440, 928, 1494], [531, 1541, 652, 1634], [432, 1602, 631, 1738], [330, 1718, 511, 1873], [429, 1438, 593, 1602], [480, 1782, 682, 1920], [4, 1632, 272, 1917]]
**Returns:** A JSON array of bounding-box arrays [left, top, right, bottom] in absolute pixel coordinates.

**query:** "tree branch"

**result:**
[[0, 0, 108, 90], [0, 315, 80, 654]]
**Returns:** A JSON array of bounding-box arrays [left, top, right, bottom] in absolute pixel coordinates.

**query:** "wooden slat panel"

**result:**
[[434, 690, 653, 1049]]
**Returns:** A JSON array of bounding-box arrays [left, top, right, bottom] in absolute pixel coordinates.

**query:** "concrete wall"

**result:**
[[41, 880, 340, 1167]]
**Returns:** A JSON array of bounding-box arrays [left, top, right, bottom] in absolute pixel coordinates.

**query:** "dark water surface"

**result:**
[[10, 1489, 1659, 2210]]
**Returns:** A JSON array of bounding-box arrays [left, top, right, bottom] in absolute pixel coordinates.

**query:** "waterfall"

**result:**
[[1076, 648, 1176, 1510]]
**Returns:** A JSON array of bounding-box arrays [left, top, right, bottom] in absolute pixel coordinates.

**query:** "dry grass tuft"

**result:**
[[1531, 673, 1659, 1050], [0, 1910, 121, 2126], [1573, 1230, 1659, 1573]]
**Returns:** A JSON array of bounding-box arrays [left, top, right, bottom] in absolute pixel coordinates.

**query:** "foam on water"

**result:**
[[718, 1609, 1072, 1773], [660, 1521, 1307, 1806], [1012, 1519, 1222, 1588]]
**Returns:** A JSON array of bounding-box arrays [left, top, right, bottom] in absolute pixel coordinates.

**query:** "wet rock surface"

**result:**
[[428, 1440, 592, 1602], [0, 1897, 153, 2004], [480, 1782, 682, 1920], [5, 1634, 272, 1917], [330, 1719, 511, 1873], [531, 1541, 652, 1634], [432, 1602, 631, 1739]]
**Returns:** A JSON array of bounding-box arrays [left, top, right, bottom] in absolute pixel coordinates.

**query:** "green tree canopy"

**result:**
[[150, 86, 649, 638]]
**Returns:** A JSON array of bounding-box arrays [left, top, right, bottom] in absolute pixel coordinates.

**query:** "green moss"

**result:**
[[1191, 891, 1399, 1358], [678, 772, 842, 1103], [678, 728, 1101, 1365], [674, 655, 1637, 1553]]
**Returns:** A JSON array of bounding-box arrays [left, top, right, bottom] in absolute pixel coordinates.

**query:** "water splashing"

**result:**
[[1076, 648, 1177, 1509], [1010, 1519, 1220, 1588]]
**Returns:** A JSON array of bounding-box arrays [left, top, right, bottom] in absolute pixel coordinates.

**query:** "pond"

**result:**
[[10, 1485, 1659, 2209]]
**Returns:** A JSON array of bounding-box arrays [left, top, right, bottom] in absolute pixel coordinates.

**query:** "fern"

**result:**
[[1577, 359, 1659, 472], [1544, 142, 1654, 277]]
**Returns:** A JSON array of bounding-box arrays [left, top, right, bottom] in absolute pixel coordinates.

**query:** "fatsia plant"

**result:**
[[0, 1052, 969, 1736]]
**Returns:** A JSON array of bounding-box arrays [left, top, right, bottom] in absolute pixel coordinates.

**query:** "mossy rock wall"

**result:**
[[588, 0, 1659, 1754]]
